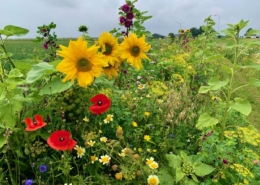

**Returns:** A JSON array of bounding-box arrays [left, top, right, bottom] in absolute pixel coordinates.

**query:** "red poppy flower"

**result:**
[[89, 94, 111, 115], [47, 130, 77, 151], [24, 114, 47, 131]]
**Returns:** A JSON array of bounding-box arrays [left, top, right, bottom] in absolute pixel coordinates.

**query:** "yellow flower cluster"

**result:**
[[225, 125, 260, 147], [150, 81, 169, 97], [230, 163, 254, 179]]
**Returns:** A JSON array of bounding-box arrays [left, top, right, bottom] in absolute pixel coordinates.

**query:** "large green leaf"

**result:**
[[198, 86, 210, 93], [158, 167, 175, 185], [239, 61, 260, 70], [176, 167, 185, 183], [249, 77, 260, 86], [208, 77, 229, 90], [230, 98, 252, 116], [0, 133, 7, 149], [0, 96, 24, 129], [8, 68, 23, 78], [0, 83, 5, 100], [194, 163, 215, 177], [196, 113, 219, 130], [39, 77, 73, 95], [25, 62, 56, 83], [3, 25, 29, 37], [166, 154, 182, 168]]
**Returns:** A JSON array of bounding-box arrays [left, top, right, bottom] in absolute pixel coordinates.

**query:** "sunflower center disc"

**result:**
[[131, 46, 140, 57], [77, 58, 93, 72], [103, 44, 112, 55]]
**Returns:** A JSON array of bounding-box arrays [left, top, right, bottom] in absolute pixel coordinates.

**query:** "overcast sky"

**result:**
[[1, 0, 259, 38]]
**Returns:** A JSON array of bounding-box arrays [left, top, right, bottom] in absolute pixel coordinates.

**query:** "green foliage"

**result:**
[[0, 25, 29, 37], [164, 151, 215, 184]]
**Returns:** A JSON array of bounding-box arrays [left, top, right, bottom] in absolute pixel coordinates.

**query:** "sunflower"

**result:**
[[98, 32, 120, 66], [186, 29, 190, 33], [120, 33, 151, 70], [56, 37, 108, 88], [103, 61, 121, 79], [179, 29, 185, 34]]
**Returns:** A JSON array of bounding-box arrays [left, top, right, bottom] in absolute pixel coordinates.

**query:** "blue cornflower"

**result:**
[[25, 179, 34, 185], [39, 164, 47, 173]]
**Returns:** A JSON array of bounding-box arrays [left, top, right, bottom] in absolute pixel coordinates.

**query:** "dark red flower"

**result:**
[[47, 130, 77, 151], [24, 114, 47, 131], [119, 16, 126, 24], [89, 94, 111, 115], [126, 12, 134, 19], [124, 19, 133, 28], [43, 43, 48, 49], [122, 4, 130, 13]]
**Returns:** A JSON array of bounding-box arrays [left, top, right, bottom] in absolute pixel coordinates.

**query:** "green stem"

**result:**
[[0, 35, 15, 68], [4, 152, 16, 185], [220, 31, 239, 140], [0, 59, 4, 83]]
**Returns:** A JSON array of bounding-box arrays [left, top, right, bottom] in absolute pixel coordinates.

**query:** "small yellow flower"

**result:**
[[147, 175, 160, 185], [157, 99, 163, 104], [119, 152, 126, 157], [90, 155, 98, 164], [99, 130, 102, 134], [87, 140, 95, 147], [74, 145, 85, 158], [99, 155, 111, 165], [100, 137, 108, 143], [115, 172, 123, 180], [132, 121, 138, 127], [104, 114, 113, 124], [144, 112, 150, 117], [144, 135, 151, 141], [153, 149, 157, 153], [146, 157, 154, 165], [83, 117, 89, 122], [146, 94, 151, 98], [138, 84, 145, 90], [149, 161, 159, 169], [138, 148, 142, 152]]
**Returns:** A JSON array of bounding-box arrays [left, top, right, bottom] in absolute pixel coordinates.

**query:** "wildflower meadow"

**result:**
[[0, 0, 260, 185]]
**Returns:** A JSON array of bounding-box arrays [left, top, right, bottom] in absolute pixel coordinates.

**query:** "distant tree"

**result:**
[[168, 33, 175, 39], [152, 33, 165, 39], [78, 25, 88, 34], [190, 27, 199, 37]]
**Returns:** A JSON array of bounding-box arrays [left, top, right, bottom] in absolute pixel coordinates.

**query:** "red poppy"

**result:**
[[24, 114, 47, 131], [47, 130, 77, 151], [89, 94, 111, 115]]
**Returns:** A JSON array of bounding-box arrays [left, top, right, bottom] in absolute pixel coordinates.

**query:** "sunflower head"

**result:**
[[98, 32, 120, 66], [56, 37, 108, 88], [186, 29, 190, 33], [120, 33, 151, 70], [103, 61, 121, 80], [179, 29, 185, 34]]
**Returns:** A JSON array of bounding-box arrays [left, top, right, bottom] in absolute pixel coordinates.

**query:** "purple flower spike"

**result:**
[[25, 179, 34, 185], [39, 164, 47, 173], [126, 12, 134, 19], [43, 43, 48, 50], [122, 4, 130, 12], [119, 16, 126, 24], [124, 19, 133, 28]]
